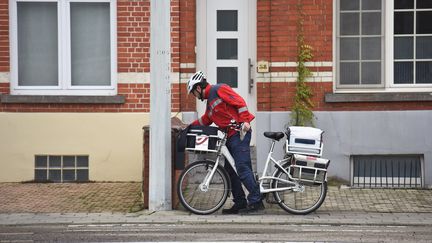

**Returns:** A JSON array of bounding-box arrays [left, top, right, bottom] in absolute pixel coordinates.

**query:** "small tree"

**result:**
[[290, 3, 315, 127]]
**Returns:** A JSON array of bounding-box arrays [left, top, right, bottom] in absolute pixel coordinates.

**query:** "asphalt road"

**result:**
[[1, 222, 431, 242]]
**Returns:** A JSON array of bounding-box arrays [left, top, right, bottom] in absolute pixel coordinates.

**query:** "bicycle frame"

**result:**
[[200, 130, 300, 194], [258, 140, 299, 193], [200, 131, 232, 191]]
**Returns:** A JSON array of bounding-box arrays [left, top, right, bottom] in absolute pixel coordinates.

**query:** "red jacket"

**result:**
[[192, 84, 255, 137]]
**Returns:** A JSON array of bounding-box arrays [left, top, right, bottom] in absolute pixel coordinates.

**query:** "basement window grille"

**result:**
[[35, 155, 89, 182], [352, 155, 423, 188]]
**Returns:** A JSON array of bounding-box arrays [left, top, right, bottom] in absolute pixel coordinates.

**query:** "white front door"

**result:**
[[207, 0, 248, 99], [197, 0, 257, 143]]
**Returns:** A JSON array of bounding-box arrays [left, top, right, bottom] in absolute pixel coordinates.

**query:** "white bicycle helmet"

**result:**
[[187, 71, 206, 94]]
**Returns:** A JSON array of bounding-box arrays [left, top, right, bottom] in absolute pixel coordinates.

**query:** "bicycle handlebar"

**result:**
[[227, 119, 243, 131], [227, 120, 247, 141]]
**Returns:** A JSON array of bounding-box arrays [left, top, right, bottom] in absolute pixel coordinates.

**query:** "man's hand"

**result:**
[[239, 122, 250, 141], [242, 122, 251, 132]]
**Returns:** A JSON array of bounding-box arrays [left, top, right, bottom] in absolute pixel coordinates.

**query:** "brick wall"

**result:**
[[258, 0, 332, 63], [258, 82, 432, 111], [179, 0, 197, 112], [256, 0, 334, 112], [0, 0, 196, 113], [256, 0, 432, 112], [117, 0, 150, 73], [0, 0, 9, 72], [2, 0, 431, 114], [142, 125, 184, 209], [179, 0, 196, 65], [0, 83, 9, 95]]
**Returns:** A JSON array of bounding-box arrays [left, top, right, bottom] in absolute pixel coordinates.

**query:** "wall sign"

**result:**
[[257, 60, 269, 73]]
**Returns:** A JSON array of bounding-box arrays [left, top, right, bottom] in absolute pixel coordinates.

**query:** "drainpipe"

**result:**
[[149, 0, 172, 211]]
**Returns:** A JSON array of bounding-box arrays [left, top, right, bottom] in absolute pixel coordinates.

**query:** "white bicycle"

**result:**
[[177, 122, 330, 215]]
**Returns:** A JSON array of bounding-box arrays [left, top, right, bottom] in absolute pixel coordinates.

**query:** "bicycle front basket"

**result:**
[[186, 126, 219, 153]]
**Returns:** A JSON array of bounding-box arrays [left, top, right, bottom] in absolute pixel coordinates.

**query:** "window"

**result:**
[[337, 0, 384, 88], [35, 155, 89, 182], [336, 0, 432, 91], [10, 0, 117, 95], [216, 10, 239, 88], [352, 155, 422, 188], [394, 0, 432, 85]]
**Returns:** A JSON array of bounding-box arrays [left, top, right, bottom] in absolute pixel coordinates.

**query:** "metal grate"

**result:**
[[352, 155, 422, 188]]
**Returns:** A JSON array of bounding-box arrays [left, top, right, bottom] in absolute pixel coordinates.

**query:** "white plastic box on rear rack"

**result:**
[[285, 126, 324, 157], [290, 154, 330, 184], [185, 126, 219, 153]]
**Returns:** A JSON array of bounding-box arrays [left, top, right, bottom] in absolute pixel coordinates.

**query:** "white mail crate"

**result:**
[[186, 126, 219, 153], [286, 126, 323, 157], [290, 154, 330, 184]]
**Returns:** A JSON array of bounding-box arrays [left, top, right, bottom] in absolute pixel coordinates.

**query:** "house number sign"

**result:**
[[257, 60, 269, 73]]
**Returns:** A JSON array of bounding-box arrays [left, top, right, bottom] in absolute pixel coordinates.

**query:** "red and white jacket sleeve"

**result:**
[[217, 85, 255, 123], [191, 112, 212, 126]]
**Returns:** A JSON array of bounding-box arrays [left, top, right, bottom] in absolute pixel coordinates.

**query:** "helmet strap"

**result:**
[[199, 87, 205, 101]]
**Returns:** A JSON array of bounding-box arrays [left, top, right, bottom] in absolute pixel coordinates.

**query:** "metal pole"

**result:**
[[149, 0, 171, 211]]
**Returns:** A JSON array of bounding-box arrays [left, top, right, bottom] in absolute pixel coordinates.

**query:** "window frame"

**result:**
[[392, 1, 432, 87], [336, 0, 385, 89], [9, 0, 117, 96], [334, 0, 432, 93]]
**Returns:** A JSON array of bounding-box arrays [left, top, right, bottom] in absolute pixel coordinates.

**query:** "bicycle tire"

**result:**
[[272, 165, 327, 215], [177, 160, 230, 215]]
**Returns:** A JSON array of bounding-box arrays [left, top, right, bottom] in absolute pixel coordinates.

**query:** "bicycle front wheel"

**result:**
[[177, 160, 230, 215], [272, 166, 327, 215]]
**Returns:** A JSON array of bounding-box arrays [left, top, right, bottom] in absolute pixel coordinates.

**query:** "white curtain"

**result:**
[[71, 2, 111, 86], [17, 2, 58, 86]]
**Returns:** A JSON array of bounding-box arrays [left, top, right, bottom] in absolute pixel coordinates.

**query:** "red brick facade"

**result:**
[[1, 0, 431, 113], [257, 0, 332, 111], [0, 0, 196, 113], [117, 0, 150, 73], [113, 0, 194, 113], [257, 0, 332, 63], [178, 0, 196, 112], [258, 82, 432, 111], [0, 0, 9, 72], [256, 0, 432, 112]]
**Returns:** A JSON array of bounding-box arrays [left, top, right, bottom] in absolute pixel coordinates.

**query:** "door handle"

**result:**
[[248, 58, 254, 94]]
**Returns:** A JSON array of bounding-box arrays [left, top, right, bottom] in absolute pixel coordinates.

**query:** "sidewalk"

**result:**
[[0, 182, 143, 213], [1, 182, 432, 226], [2, 211, 432, 227]]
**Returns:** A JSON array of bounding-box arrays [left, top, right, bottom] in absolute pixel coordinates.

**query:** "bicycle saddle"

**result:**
[[263, 132, 285, 141]]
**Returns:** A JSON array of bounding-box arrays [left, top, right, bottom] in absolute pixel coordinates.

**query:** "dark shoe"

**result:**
[[221, 204, 247, 215], [239, 201, 265, 215]]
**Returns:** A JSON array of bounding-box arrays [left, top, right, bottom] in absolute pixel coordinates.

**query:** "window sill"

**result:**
[[325, 92, 432, 103], [0, 95, 125, 104]]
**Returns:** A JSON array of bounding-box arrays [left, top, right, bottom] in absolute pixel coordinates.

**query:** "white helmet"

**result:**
[[187, 71, 206, 94]]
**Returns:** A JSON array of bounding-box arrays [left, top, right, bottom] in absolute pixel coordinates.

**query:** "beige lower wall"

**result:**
[[0, 112, 156, 182]]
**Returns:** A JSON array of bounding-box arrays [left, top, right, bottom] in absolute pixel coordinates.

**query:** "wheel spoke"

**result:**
[[177, 161, 229, 215], [273, 167, 327, 215]]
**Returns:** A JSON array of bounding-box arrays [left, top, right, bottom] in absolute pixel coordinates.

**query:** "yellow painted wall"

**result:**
[[0, 113, 152, 182]]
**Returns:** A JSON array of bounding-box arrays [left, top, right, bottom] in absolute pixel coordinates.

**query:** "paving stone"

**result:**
[[0, 182, 142, 213], [1, 182, 432, 217]]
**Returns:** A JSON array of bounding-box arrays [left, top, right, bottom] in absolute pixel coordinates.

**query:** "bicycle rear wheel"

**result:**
[[177, 160, 230, 215], [272, 166, 327, 215]]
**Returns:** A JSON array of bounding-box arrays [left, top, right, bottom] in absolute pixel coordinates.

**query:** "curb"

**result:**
[[1, 211, 432, 227]]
